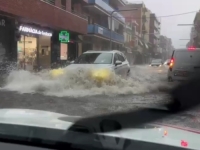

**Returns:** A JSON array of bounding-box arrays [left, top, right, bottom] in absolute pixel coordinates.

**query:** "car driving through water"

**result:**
[[50, 50, 130, 85], [149, 59, 163, 67]]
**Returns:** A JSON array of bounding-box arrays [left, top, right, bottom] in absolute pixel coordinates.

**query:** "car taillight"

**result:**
[[169, 58, 174, 71], [188, 46, 196, 50]]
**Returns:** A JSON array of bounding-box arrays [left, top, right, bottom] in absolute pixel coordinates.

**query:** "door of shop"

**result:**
[[17, 35, 37, 71]]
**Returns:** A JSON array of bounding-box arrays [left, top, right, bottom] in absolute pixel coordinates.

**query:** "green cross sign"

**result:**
[[59, 31, 70, 43]]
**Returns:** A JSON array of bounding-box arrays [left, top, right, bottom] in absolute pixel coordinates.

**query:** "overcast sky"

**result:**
[[127, 0, 200, 48]]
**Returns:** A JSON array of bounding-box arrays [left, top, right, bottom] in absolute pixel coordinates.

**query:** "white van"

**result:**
[[167, 48, 200, 82]]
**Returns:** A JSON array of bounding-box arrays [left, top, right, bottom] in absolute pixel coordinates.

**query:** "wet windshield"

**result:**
[[74, 53, 113, 64], [0, 0, 200, 149]]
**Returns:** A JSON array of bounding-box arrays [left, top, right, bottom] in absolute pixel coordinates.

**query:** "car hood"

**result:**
[[65, 64, 113, 70], [0, 109, 199, 149]]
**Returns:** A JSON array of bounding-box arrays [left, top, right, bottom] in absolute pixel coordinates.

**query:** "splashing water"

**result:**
[[1, 65, 172, 97]]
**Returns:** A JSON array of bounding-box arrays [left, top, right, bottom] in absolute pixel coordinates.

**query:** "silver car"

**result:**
[[149, 59, 162, 67], [70, 50, 131, 78], [168, 48, 200, 82]]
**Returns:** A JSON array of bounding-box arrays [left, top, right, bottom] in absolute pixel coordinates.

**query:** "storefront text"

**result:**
[[19, 25, 52, 37]]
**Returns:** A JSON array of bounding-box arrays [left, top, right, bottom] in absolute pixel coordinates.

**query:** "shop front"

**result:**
[[17, 24, 52, 71], [51, 30, 80, 68], [0, 16, 15, 62]]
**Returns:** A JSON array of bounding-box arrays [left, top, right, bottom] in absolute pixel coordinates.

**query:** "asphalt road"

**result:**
[[0, 65, 200, 130]]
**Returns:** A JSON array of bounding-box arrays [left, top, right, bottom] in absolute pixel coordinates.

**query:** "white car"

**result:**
[[149, 59, 162, 67], [167, 47, 200, 82], [50, 50, 130, 82]]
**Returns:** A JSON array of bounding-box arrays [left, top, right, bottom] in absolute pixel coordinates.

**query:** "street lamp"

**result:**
[[109, 8, 137, 49]]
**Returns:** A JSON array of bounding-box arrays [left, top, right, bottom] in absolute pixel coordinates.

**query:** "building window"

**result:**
[[42, 0, 55, 5], [61, 0, 66, 10]]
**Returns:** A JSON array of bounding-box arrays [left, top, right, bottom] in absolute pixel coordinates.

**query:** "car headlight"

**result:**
[[91, 68, 112, 81], [50, 68, 64, 77]]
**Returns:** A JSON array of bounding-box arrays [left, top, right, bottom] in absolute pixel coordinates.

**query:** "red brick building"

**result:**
[[0, 0, 88, 71]]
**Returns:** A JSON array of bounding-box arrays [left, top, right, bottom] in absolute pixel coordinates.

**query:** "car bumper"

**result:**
[[50, 68, 114, 83]]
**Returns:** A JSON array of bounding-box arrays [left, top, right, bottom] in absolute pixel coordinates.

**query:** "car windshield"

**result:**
[[151, 59, 162, 63], [175, 51, 200, 64], [74, 53, 113, 64], [1, 0, 200, 150]]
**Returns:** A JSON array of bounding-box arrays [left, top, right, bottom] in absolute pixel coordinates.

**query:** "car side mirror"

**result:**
[[115, 60, 122, 66]]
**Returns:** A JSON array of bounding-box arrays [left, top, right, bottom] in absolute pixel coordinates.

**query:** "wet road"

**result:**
[[0, 65, 200, 130]]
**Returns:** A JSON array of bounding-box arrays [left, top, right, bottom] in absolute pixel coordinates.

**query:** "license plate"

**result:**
[[174, 71, 189, 77]]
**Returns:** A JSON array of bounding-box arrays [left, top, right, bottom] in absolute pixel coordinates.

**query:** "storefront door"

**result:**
[[17, 35, 37, 71]]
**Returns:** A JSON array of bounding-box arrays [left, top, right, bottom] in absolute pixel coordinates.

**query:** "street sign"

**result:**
[[59, 31, 70, 43]]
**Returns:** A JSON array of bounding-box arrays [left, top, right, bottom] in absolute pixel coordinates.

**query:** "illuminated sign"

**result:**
[[59, 31, 70, 43], [19, 25, 52, 37]]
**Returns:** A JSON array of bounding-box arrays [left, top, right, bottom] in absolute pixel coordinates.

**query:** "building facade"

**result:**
[[82, 0, 126, 52], [0, 0, 88, 71], [193, 10, 200, 48], [149, 13, 160, 58], [120, 2, 153, 64], [159, 35, 173, 60]]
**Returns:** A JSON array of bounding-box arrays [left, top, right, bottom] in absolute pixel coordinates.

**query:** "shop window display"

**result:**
[[17, 35, 37, 71]]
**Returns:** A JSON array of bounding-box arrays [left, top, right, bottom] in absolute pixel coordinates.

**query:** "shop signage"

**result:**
[[19, 25, 52, 37], [59, 31, 70, 43], [0, 19, 5, 27]]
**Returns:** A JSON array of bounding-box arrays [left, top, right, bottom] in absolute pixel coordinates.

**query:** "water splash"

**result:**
[[1, 65, 172, 97]]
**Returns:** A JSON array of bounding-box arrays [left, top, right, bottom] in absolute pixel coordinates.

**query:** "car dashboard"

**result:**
[[0, 123, 193, 150]]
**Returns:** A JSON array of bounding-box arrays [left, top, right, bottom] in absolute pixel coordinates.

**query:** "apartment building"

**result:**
[[121, 3, 150, 45], [149, 13, 161, 56], [187, 26, 197, 48], [83, 0, 126, 51], [192, 11, 200, 47], [159, 35, 173, 60], [0, 0, 88, 71], [120, 2, 151, 64]]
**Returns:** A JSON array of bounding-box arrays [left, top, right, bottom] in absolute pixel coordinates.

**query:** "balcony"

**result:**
[[142, 15, 147, 22], [0, 0, 88, 34], [87, 24, 124, 43], [86, 0, 125, 23], [42, 0, 55, 5], [142, 24, 147, 34], [153, 33, 160, 39]]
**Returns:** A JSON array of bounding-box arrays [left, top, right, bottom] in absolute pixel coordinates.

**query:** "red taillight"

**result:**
[[181, 140, 188, 147], [170, 58, 174, 64], [188, 46, 196, 50], [169, 58, 174, 71]]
